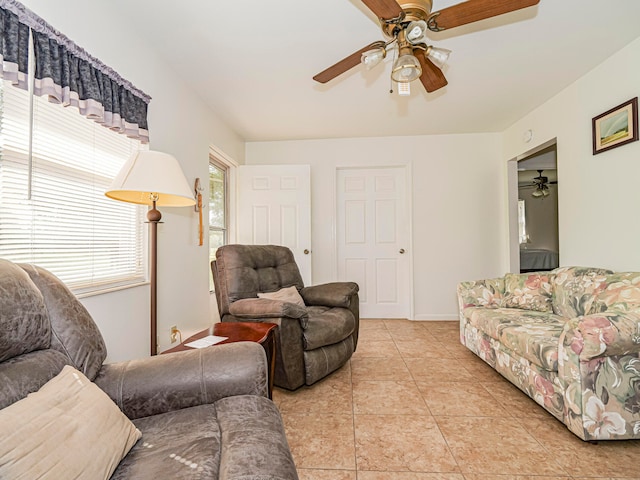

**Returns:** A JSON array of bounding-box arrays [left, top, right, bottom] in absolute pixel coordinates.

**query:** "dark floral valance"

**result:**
[[0, 5, 29, 88], [0, 0, 150, 143]]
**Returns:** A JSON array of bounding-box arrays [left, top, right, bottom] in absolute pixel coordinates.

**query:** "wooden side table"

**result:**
[[162, 322, 278, 399]]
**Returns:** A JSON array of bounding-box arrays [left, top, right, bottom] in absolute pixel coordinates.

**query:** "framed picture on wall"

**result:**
[[592, 97, 638, 155]]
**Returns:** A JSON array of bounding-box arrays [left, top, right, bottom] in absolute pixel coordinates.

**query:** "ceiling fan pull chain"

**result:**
[[389, 45, 399, 94]]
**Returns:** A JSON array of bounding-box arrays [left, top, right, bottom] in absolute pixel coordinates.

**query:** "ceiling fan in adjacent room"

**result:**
[[313, 0, 540, 94], [529, 170, 557, 198]]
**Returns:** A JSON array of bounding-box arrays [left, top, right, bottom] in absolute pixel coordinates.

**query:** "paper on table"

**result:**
[[185, 335, 228, 349]]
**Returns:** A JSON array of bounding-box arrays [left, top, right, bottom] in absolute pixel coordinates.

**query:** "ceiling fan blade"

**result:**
[[429, 0, 540, 31], [360, 0, 404, 20], [313, 42, 385, 84], [417, 54, 448, 93]]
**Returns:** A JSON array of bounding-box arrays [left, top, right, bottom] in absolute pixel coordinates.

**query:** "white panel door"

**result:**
[[337, 167, 410, 318], [237, 165, 311, 285]]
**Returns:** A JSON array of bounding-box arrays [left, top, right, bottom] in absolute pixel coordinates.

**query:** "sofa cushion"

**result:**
[[216, 395, 298, 479], [0, 259, 51, 362], [303, 306, 355, 350], [0, 349, 70, 410], [0, 365, 141, 480], [503, 272, 553, 312], [551, 266, 612, 318], [19, 264, 107, 381], [258, 285, 306, 306], [464, 307, 565, 371], [457, 278, 504, 309], [215, 244, 304, 308], [592, 272, 640, 313], [112, 404, 221, 479]]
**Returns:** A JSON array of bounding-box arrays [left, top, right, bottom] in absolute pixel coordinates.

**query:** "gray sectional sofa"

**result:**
[[0, 258, 298, 479]]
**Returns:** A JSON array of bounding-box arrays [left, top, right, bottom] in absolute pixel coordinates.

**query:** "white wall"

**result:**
[[21, 0, 245, 361], [246, 134, 504, 320], [503, 36, 640, 272]]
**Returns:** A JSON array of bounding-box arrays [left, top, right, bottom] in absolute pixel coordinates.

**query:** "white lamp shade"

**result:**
[[426, 46, 451, 69], [106, 151, 195, 207], [391, 53, 422, 82], [361, 48, 386, 70]]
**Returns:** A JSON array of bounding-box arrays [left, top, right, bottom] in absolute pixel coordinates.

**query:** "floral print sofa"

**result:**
[[457, 266, 640, 441]]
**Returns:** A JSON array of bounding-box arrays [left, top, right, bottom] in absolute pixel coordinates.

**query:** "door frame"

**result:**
[[507, 137, 558, 273], [334, 164, 414, 320]]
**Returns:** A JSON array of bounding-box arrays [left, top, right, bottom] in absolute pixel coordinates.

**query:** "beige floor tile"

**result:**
[[276, 379, 353, 414], [351, 357, 413, 382], [482, 381, 550, 418], [416, 382, 509, 417], [278, 320, 640, 478], [359, 473, 465, 480], [388, 328, 437, 340], [359, 319, 389, 329], [460, 358, 505, 382], [404, 357, 475, 383], [297, 469, 356, 480], [352, 380, 430, 415], [329, 362, 353, 384], [352, 339, 400, 358], [282, 413, 356, 470], [421, 321, 460, 332], [355, 414, 459, 473], [463, 476, 571, 480], [357, 328, 393, 341], [518, 416, 640, 478], [393, 337, 453, 358], [436, 416, 568, 476]]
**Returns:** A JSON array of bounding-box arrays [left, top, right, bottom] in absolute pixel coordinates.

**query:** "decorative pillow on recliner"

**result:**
[[258, 286, 306, 306], [503, 272, 553, 312], [0, 365, 141, 480]]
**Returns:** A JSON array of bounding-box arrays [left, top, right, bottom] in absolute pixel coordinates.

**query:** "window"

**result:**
[[0, 79, 146, 295], [209, 159, 228, 290], [518, 199, 529, 245]]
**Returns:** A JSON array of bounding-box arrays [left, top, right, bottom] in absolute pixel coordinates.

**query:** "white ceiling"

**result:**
[[113, 0, 640, 142]]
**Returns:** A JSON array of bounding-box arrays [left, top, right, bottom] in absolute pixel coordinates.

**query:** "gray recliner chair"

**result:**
[[0, 258, 298, 479], [212, 244, 359, 391]]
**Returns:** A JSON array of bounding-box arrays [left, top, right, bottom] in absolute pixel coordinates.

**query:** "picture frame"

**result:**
[[592, 97, 638, 155]]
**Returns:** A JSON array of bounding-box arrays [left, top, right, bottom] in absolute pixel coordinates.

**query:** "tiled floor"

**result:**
[[273, 319, 640, 480]]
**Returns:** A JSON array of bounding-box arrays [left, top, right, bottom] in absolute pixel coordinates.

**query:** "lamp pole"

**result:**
[[148, 196, 161, 356]]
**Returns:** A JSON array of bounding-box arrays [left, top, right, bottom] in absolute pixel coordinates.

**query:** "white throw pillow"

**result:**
[[0, 365, 141, 480], [258, 286, 306, 306]]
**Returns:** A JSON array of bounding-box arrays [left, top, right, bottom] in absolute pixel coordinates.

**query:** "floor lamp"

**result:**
[[106, 151, 195, 355]]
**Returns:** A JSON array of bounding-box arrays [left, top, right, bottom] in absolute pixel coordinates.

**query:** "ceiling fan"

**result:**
[[530, 169, 557, 198], [313, 0, 540, 94]]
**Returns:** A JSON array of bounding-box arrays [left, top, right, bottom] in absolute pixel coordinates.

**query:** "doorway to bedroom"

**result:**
[[508, 139, 559, 274]]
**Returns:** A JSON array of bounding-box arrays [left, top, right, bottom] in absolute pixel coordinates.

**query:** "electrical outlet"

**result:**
[[170, 325, 179, 343]]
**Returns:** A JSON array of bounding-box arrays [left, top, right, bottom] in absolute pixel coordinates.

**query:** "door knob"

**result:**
[[304, 249, 310, 254], [399, 248, 405, 254]]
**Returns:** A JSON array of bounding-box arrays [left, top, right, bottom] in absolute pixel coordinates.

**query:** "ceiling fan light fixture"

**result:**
[[391, 53, 422, 83], [406, 20, 428, 45], [425, 46, 451, 69], [361, 47, 386, 70], [531, 189, 543, 198]]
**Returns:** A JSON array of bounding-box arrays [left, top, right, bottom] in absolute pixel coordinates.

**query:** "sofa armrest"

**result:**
[[558, 309, 640, 440], [229, 297, 308, 320], [561, 309, 640, 361], [94, 342, 268, 420], [457, 277, 505, 311], [300, 282, 358, 308]]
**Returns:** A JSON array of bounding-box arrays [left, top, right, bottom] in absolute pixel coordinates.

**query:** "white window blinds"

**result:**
[[0, 79, 146, 294]]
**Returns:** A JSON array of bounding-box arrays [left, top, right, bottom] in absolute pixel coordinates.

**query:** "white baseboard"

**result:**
[[411, 314, 459, 321]]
